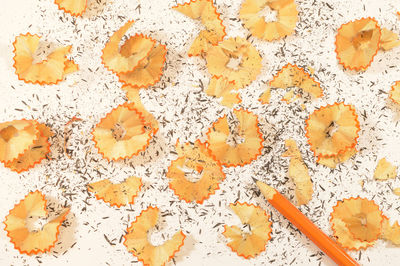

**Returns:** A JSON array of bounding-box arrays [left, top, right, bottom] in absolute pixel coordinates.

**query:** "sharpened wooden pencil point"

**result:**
[[256, 181, 276, 200]]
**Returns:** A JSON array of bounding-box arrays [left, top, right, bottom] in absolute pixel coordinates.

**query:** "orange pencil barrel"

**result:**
[[256, 181, 359, 266]]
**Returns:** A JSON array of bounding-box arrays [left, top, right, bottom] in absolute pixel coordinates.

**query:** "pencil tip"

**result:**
[[251, 177, 259, 183], [256, 181, 276, 200]]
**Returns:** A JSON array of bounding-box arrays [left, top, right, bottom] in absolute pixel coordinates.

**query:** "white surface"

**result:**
[[1, 0, 400, 265]]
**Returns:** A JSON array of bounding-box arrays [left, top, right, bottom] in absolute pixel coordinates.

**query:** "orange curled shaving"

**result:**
[[223, 202, 272, 259], [206, 109, 263, 167], [205, 76, 241, 108], [166, 140, 225, 204], [335, 18, 381, 71], [374, 158, 397, 181], [380, 216, 400, 245], [380, 28, 400, 51], [91, 103, 152, 161], [269, 63, 323, 99], [206, 37, 262, 89], [305, 103, 360, 158], [0, 120, 40, 163], [239, 0, 298, 41], [393, 188, 400, 196], [282, 139, 313, 205], [172, 0, 226, 56], [123, 207, 186, 266], [330, 197, 383, 250], [87, 176, 142, 207], [123, 86, 159, 135], [389, 81, 400, 105], [258, 87, 271, 104], [101, 21, 156, 74], [117, 43, 167, 89], [64, 59, 79, 75], [3, 191, 70, 255], [330, 217, 374, 250], [54, 0, 87, 16], [317, 147, 357, 169], [5, 122, 53, 173], [13, 34, 77, 85]]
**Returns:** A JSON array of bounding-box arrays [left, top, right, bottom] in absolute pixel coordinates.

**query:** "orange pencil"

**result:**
[[255, 180, 359, 266]]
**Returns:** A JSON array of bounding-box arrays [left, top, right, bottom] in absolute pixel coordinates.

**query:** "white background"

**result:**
[[1, 0, 400, 265]]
